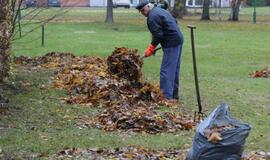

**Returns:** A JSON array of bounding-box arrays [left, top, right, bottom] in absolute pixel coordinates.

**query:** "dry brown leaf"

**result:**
[[208, 131, 222, 144], [250, 67, 270, 78]]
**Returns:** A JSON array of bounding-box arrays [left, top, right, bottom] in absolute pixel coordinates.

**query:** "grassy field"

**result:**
[[1, 7, 270, 158]]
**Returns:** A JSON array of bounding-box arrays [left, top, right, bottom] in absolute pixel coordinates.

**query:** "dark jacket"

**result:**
[[147, 7, 183, 48]]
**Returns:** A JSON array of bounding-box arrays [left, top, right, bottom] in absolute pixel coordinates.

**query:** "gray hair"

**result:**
[[147, 3, 154, 9]]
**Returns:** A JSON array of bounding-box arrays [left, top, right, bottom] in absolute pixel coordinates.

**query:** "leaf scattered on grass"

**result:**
[[54, 145, 188, 160], [250, 67, 270, 78], [0, 95, 9, 114], [77, 105, 194, 134], [53, 146, 270, 160], [241, 151, 270, 160]]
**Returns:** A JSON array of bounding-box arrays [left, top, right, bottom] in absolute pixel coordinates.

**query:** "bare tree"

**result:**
[[105, 0, 114, 23], [201, 0, 211, 20], [171, 0, 186, 19], [228, 0, 241, 21], [0, 0, 70, 81]]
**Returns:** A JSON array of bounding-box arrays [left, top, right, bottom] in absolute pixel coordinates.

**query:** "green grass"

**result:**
[[1, 7, 270, 157]]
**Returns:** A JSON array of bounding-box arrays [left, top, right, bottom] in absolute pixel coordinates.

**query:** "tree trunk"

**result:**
[[0, 0, 12, 82], [171, 0, 186, 19], [201, 0, 210, 20], [228, 0, 241, 21], [105, 0, 114, 23]]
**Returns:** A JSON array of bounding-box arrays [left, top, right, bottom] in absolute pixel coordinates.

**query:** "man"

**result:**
[[136, 0, 184, 100]]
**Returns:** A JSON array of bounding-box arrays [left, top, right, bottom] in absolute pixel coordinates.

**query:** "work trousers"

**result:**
[[160, 44, 183, 99]]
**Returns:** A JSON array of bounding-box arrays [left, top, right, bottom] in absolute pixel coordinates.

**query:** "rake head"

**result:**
[[193, 111, 207, 122]]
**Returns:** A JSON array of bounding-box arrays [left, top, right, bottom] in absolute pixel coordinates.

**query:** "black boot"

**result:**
[[173, 90, 179, 100]]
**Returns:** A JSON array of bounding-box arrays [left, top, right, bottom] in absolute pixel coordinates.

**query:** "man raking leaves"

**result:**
[[136, 0, 184, 102]]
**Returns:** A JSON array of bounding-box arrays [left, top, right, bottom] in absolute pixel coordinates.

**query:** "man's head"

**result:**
[[136, 0, 153, 17]]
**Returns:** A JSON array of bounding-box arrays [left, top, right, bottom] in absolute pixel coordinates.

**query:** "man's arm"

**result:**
[[148, 14, 163, 46]]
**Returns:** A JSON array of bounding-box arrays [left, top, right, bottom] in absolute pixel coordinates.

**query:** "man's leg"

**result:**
[[173, 45, 183, 100], [160, 46, 181, 99]]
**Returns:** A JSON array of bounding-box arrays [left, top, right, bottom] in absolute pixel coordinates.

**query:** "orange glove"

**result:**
[[144, 44, 156, 57]]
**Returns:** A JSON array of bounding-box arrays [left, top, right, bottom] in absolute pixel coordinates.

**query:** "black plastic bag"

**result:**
[[188, 102, 251, 160]]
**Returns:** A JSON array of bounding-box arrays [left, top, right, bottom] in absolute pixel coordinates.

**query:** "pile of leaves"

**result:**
[[107, 47, 143, 81], [54, 146, 188, 160], [14, 51, 75, 68], [51, 47, 164, 106], [250, 67, 270, 78], [14, 47, 195, 134]]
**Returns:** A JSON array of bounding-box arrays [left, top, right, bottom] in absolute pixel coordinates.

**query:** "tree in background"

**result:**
[[229, 0, 241, 21], [0, 0, 13, 82], [247, 0, 268, 6], [171, 0, 186, 19], [201, 0, 211, 20], [106, 0, 114, 23]]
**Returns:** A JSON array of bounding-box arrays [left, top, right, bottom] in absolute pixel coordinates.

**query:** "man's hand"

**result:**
[[144, 44, 156, 57]]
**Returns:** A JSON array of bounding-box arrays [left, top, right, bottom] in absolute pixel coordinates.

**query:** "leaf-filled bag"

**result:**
[[188, 102, 251, 160]]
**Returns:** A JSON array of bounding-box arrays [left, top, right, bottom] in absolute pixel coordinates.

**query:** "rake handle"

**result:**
[[188, 25, 202, 113]]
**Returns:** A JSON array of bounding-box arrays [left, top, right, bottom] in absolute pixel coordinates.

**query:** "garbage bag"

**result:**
[[188, 102, 251, 160]]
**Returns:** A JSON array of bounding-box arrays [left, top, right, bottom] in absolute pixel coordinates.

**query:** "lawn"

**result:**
[[1, 7, 270, 158]]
